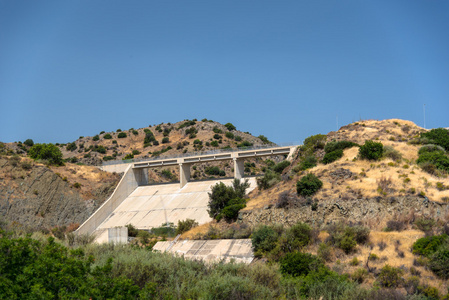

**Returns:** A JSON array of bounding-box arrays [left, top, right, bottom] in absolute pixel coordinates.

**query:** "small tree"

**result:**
[[296, 174, 322, 197], [24, 139, 34, 147], [359, 140, 383, 160], [224, 123, 236, 131], [207, 179, 249, 221], [28, 143, 63, 166]]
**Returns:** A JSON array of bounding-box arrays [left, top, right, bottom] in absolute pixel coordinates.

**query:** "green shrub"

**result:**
[[414, 217, 436, 233], [303, 134, 327, 152], [234, 135, 242, 142], [219, 198, 246, 221], [161, 169, 174, 180], [326, 223, 370, 254], [66, 142, 77, 152], [279, 252, 323, 277], [224, 132, 234, 139], [428, 248, 449, 279], [296, 155, 317, 171], [251, 225, 279, 254], [210, 141, 219, 147], [237, 141, 253, 148], [92, 135, 100, 141], [94, 145, 106, 154], [359, 140, 383, 160], [28, 143, 63, 166], [417, 151, 449, 172], [324, 140, 358, 153], [24, 139, 34, 147], [176, 219, 199, 235], [123, 153, 134, 160], [117, 132, 127, 138], [412, 234, 447, 257], [125, 224, 139, 237], [161, 137, 169, 144], [205, 166, 225, 176], [207, 179, 249, 220], [258, 135, 271, 144], [256, 170, 281, 190], [383, 145, 403, 161], [273, 160, 290, 174], [279, 222, 313, 253], [322, 149, 343, 164], [224, 123, 236, 131], [103, 156, 114, 161], [418, 144, 445, 155], [317, 243, 333, 262], [213, 133, 222, 140], [296, 173, 323, 197], [377, 264, 404, 288], [103, 133, 112, 139], [212, 126, 222, 134], [420, 128, 449, 151], [132, 130, 139, 135]]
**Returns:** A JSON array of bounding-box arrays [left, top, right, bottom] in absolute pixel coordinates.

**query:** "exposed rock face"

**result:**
[[0, 158, 116, 229], [240, 196, 448, 228]]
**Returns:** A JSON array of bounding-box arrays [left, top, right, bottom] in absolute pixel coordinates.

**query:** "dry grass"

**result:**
[[326, 230, 449, 295], [245, 119, 449, 212]]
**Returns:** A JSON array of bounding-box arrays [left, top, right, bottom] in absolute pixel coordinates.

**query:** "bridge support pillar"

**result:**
[[233, 158, 245, 179], [180, 163, 191, 188], [133, 168, 148, 186]]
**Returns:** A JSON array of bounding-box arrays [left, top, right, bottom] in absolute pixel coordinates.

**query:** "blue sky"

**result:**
[[1, 1, 448, 144]]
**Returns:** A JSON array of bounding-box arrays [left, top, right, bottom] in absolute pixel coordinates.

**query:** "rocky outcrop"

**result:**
[[0, 158, 116, 229], [240, 195, 448, 228]]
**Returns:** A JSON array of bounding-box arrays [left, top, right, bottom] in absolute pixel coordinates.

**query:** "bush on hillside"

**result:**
[[251, 225, 280, 254], [296, 174, 322, 197], [295, 155, 317, 171], [257, 170, 281, 190], [326, 223, 370, 254], [176, 219, 199, 235], [300, 134, 326, 156], [258, 135, 271, 144], [28, 143, 63, 166], [377, 265, 404, 288], [279, 222, 313, 253], [322, 149, 343, 164], [66, 142, 77, 152], [324, 140, 358, 154], [273, 161, 291, 174], [92, 135, 100, 141], [207, 179, 249, 221], [161, 137, 169, 144], [117, 132, 127, 138], [383, 145, 402, 162], [417, 152, 449, 173], [428, 248, 449, 279], [24, 139, 34, 147], [279, 252, 323, 277], [224, 123, 236, 131], [412, 234, 447, 257], [103, 133, 112, 139], [358, 140, 383, 160], [418, 144, 445, 155], [420, 128, 449, 151]]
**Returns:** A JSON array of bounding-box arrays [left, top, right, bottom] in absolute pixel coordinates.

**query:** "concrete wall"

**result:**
[[76, 165, 145, 235], [153, 239, 254, 264], [108, 227, 128, 244], [99, 163, 131, 174]]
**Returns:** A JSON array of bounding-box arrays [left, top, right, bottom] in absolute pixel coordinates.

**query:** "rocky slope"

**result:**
[[0, 156, 119, 229]]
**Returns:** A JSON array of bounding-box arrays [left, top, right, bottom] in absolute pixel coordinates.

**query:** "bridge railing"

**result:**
[[102, 142, 300, 166]]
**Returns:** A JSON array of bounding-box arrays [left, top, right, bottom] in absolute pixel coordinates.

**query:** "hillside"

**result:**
[[0, 119, 277, 229], [244, 119, 449, 217]]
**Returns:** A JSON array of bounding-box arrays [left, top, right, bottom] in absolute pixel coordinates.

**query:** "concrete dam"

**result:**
[[77, 146, 297, 245]]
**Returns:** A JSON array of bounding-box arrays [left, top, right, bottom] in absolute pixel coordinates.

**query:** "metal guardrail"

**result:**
[[102, 142, 300, 166]]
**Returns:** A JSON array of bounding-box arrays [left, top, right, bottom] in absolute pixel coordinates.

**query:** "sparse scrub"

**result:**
[[377, 264, 404, 288], [103, 133, 112, 139], [322, 149, 343, 164], [273, 160, 290, 174], [383, 145, 402, 161], [176, 219, 199, 235], [296, 155, 317, 171], [257, 170, 281, 190], [117, 132, 127, 138]]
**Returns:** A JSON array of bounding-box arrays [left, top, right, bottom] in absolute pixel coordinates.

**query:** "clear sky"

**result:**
[[1, 1, 448, 145]]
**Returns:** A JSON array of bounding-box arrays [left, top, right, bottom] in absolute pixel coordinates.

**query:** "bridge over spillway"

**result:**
[[77, 145, 298, 238]]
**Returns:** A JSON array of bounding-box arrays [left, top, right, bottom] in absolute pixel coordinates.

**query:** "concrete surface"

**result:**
[[108, 227, 128, 244], [76, 166, 148, 235], [153, 239, 254, 264], [96, 177, 257, 231]]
